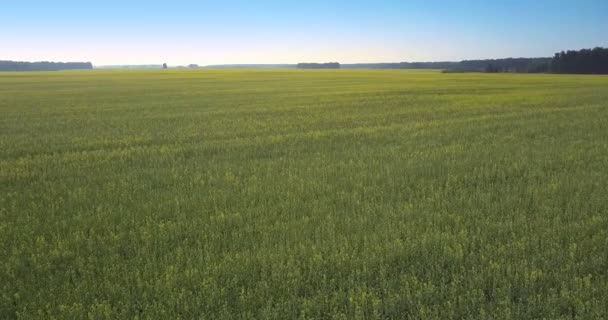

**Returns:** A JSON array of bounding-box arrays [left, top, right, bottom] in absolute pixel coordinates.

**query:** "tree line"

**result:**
[[342, 62, 460, 69], [3, 47, 606, 73], [444, 58, 552, 73], [297, 63, 340, 69], [0, 60, 93, 71], [296, 47, 608, 74], [445, 47, 608, 74], [551, 47, 608, 74]]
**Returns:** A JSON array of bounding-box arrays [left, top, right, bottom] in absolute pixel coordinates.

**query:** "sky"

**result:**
[[2, 0, 607, 66]]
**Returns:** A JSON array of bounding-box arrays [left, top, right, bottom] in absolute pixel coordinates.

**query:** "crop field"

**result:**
[[1, 69, 608, 319]]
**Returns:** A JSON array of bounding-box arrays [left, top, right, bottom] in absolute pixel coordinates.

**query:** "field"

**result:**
[[1, 69, 607, 319]]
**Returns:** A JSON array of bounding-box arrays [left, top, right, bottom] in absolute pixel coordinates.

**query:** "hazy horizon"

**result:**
[[3, 0, 607, 65]]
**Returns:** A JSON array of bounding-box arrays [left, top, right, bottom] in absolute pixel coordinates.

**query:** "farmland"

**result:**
[[1, 69, 607, 319]]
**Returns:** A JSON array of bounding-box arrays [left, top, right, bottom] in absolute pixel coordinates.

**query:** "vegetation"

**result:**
[[1, 69, 608, 319], [0, 60, 92, 72], [297, 62, 341, 69], [445, 48, 608, 74], [551, 47, 608, 74], [343, 62, 460, 69], [202, 64, 297, 69], [452, 58, 552, 73]]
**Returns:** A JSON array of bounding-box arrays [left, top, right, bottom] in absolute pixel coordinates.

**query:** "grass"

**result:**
[[1, 69, 607, 319]]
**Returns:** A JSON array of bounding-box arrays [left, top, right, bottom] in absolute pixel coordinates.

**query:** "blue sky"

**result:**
[[2, 0, 607, 65]]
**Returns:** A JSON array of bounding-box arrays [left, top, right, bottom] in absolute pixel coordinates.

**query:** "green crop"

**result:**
[[1, 69, 607, 319]]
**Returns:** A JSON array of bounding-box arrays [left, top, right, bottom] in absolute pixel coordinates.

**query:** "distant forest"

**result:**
[[297, 63, 340, 69], [550, 47, 608, 74], [2, 47, 606, 73], [342, 62, 460, 69], [0, 60, 92, 71], [447, 48, 608, 74], [444, 58, 552, 73], [445, 47, 608, 74], [293, 47, 608, 74]]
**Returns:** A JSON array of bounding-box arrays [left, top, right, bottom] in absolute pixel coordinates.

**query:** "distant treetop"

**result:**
[[443, 47, 608, 74], [551, 47, 608, 74], [0, 60, 92, 72], [297, 62, 340, 69]]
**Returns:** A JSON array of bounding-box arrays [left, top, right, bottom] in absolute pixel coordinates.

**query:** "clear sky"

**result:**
[[2, 0, 607, 66]]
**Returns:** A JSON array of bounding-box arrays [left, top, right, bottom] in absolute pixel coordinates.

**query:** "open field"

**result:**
[[1, 69, 608, 319]]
